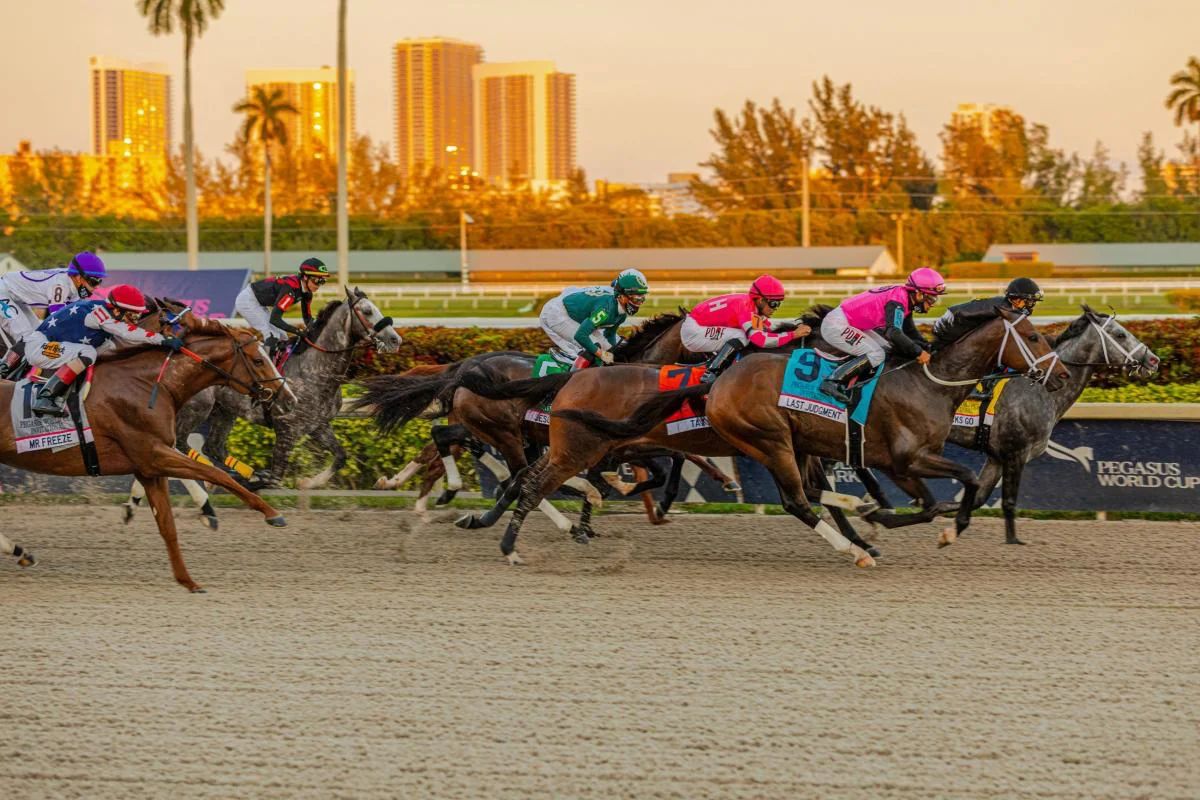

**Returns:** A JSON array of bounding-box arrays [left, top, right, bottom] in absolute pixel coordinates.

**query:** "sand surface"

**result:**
[[1, 505, 1197, 798]]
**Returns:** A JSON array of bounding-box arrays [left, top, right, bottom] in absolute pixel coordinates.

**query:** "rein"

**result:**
[[301, 298, 394, 355], [1059, 315, 1149, 371], [918, 317, 1058, 387], [147, 332, 286, 409]]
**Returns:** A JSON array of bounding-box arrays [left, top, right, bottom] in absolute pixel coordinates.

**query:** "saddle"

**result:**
[[778, 348, 881, 469], [523, 352, 574, 426]]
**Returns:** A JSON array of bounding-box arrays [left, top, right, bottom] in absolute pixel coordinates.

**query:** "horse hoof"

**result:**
[[189, 586, 208, 594], [938, 527, 957, 548], [867, 546, 882, 559], [122, 503, 135, 524], [505, 552, 525, 566], [373, 477, 394, 490], [851, 547, 877, 568], [454, 514, 478, 530], [723, 481, 741, 493], [201, 515, 219, 531], [266, 515, 287, 528], [570, 526, 590, 545], [855, 502, 880, 517], [1006, 537, 1027, 545], [17, 552, 36, 568]]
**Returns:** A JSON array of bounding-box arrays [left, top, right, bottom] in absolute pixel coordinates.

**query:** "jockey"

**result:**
[[818, 267, 947, 403], [682, 274, 811, 384], [0, 251, 108, 379], [235, 257, 330, 354], [27, 284, 182, 416], [932, 276, 1043, 343], [539, 268, 649, 368]]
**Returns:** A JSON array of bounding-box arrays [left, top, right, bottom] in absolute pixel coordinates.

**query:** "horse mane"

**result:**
[[613, 309, 685, 361], [799, 304, 834, 328], [1049, 306, 1104, 347], [303, 299, 345, 342]]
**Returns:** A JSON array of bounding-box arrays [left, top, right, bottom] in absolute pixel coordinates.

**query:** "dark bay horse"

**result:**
[[949, 307, 1159, 544], [0, 314, 298, 591], [488, 308, 1068, 565]]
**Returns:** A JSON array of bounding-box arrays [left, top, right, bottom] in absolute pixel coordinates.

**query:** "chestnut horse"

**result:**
[[0, 313, 297, 592], [483, 308, 1068, 565]]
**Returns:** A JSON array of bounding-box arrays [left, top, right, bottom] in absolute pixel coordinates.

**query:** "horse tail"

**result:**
[[354, 363, 463, 431], [553, 384, 709, 440], [456, 367, 573, 402]]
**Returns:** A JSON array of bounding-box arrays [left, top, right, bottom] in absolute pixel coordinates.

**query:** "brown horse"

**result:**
[[478, 308, 1068, 565], [0, 313, 298, 592]]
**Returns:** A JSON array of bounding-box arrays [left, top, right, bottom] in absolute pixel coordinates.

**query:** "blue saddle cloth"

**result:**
[[778, 349, 880, 426]]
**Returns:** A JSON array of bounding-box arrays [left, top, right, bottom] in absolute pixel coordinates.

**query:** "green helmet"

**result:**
[[612, 268, 649, 296]]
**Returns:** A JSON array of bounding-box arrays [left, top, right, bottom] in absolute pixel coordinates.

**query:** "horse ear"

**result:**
[[1081, 302, 1095, 318], [343, 285, 354, 302]]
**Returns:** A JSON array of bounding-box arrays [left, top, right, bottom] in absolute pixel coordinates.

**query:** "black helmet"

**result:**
[[1005, 277, 1043, 302]]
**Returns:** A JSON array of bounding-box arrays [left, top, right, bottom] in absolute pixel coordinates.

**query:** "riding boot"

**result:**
[[32, 366, 78, 417], [700, 340, 745, 384], [0, 342, 25, 380], [820, 354, 872, 404]]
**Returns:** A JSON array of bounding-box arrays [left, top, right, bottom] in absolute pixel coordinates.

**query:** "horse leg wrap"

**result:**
[[819, 489, 872, 513], [441, 456, 464, 491], [537, 499, 573, 533], [812, 519, 853, 553], [478, 452, 510, 481]]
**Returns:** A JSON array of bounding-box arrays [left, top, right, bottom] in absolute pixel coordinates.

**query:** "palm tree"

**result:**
[[1166, 56, 1200, 134], [234, 87, 298, 277], [138, 0, 225, 271]]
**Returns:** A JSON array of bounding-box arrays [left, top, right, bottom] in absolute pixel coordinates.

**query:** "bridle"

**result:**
[[149, 308, 288, 410], [1059, 314, 1153, 374], [301, 295, 395, 355], [918, 317, 1060, 387]]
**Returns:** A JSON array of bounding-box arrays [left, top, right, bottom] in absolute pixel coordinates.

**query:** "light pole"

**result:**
[[889, 212, 910, 273], [336, 0, 349, 289], [801, 155, 811, 247], [459, 211, 474, 286]]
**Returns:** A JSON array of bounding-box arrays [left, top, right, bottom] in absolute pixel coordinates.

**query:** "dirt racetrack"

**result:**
[[1, 504, 1198, 799]]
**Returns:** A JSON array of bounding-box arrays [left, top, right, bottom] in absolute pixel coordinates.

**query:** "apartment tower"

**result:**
[[89, 56, 171, 158], [244, 67, 356, 161], [392, 38, 483, 178]]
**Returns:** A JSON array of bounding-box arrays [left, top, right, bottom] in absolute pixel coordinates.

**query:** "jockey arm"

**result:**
[[741, 306, 797, 349], [86, 307, 166, 346], [268, 292, 304, 336], [882, 300, 928, 359], [573, 307, 612, 356]]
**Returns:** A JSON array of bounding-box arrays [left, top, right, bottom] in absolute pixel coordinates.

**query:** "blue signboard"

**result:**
[[737, 420, 1200, 513], [95, 269, 251, 318]]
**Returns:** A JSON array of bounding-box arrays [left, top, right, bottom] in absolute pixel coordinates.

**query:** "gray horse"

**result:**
[[948, 306, 1159, 544], [197, 286, 402, 487], [126, 287, 400, 517]]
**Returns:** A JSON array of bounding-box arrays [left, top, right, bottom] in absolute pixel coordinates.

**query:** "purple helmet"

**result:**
[[68, 251, 107, 281]]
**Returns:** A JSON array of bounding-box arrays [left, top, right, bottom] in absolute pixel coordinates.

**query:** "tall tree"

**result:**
[[138, 0, 225, 270], [1165, 57, 1200, 137], [233, 86, 298, 276]]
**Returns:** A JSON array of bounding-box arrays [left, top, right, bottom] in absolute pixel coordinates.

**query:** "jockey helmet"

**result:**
[[299, 257, 330, 281], [905, 267, 947, 297], [749, 274, 786, 302], [1005, 277, 1043, 308], [68, 251, 107, 296], [106, 284, 149, 318], [612, 268, 649, 314]]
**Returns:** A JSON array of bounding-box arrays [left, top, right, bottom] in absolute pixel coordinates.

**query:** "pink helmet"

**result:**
[[749, 274, 786, 301], [905, 267, 947, 296]]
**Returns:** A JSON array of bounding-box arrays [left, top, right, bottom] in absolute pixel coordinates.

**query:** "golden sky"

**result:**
[[3, 0, 1198, 183]]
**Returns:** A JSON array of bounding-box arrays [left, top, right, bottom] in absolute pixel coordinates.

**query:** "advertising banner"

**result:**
[[95, 269, 251, 318]]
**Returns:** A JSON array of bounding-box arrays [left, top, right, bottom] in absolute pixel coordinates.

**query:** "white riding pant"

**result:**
[[539, 296, 608, 358], [680, 315, 748, 354], [235, 287, 289, 341], [820, 306, 889, 367], [0, 296, 41, 347], [24, 331, 97, 371]]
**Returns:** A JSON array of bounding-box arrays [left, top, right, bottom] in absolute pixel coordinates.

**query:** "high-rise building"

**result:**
[[392, 38, 483, 178], [950, 103, 1018, 145], [89, 57, 171, 158], [244, 67, 356, 162], [473, 61, 576, 190]]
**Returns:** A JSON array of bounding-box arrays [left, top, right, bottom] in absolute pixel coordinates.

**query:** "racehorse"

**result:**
[[172, 287, 400, 489], [949, 306, 1159, 543], [483, 307, 1068, 565], [0, 312, 297, 591]]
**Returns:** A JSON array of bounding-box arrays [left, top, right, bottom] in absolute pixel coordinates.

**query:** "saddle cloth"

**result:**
[[10, 371, 95, 455], [523, 353, 573, 426], [953, 377, 1011, 429], [777, 348, 880, 426], [660, 365, 710, 435]]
